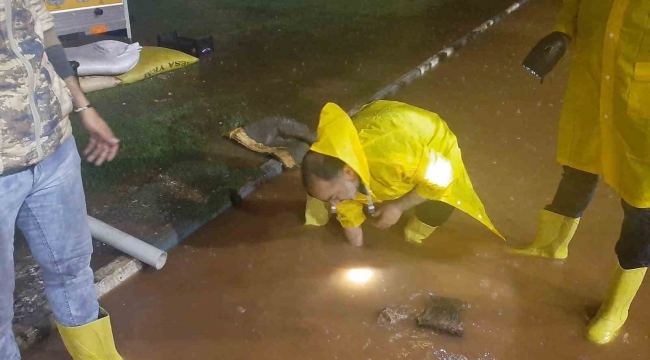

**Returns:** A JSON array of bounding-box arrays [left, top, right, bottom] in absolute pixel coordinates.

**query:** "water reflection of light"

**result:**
[[347, 268, 373, 284]]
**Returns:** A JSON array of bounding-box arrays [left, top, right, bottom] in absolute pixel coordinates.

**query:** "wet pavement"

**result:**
[[24, 0, 650, 359]]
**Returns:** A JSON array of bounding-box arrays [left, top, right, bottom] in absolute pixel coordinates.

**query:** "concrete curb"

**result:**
[[16, 159, 283, 351]]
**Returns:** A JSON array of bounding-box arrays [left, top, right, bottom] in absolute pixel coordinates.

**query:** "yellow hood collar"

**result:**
[[310, 103, 371, 187]]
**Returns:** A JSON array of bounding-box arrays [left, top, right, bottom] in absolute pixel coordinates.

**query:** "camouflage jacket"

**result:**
[[0, 0, 73, 175]]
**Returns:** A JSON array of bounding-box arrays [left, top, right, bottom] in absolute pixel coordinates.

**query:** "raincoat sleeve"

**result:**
[[553, 0, 581, 38], [29, 0, 55, 33], [336, 200, 366, 228], [305, 196, 331, 226], [414, 182, 447, 201]]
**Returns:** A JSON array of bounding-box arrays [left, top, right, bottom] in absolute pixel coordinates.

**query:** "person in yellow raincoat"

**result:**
[[513, 0, 650, 345], [301, 101, 503, 247]]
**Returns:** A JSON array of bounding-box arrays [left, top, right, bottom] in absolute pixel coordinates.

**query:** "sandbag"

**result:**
[[224, 117, 316, 168], [65, 41, 142, 76], [118, 47, 199, 84], [79, 76, 122, 93]]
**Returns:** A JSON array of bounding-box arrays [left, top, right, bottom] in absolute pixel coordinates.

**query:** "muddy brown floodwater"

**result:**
[[25, 0, 650, 359], [25, 171, 650, 360]]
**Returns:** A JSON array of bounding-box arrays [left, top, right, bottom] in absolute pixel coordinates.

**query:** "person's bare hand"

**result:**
[[372, 201, 404, 229], [80, 108, 120, 166], [344, 226, 364, 247]]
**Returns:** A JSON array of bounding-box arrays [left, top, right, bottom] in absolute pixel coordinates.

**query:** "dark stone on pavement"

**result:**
[[377, 305, 420, 327], [417, 295, 465, 337]]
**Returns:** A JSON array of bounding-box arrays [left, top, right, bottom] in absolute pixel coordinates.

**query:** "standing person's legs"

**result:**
[[512, 166, 599, 259], [15, 138, 122, 359], [0, 171, 33, 359], [615, 201, 650, 270], [15, 138, 99, 328], [404, 200, 455, 243], [586, 201, 650, 344]]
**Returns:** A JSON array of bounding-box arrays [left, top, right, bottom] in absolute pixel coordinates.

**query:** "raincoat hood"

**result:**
[[310, 103, 372, 188]]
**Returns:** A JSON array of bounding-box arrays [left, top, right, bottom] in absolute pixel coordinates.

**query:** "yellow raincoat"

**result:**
[[306, 101, 503, 239], [555, 0, 650, 208]]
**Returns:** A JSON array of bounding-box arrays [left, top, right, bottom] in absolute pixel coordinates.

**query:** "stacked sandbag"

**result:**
[[117, 47, 199, 84], [225, 117, 316, 168], [65, 41, 199, 93], [78, 76, 123, 93], [65, 40, 142, 76]]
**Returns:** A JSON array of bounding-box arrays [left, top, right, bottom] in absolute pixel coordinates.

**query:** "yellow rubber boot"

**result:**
[[510, 210, 580, 259], [404, 216, 437, 244], [586, 264, 647, 345], [57, 308, 123, 360], [305, 195, 331, 226]]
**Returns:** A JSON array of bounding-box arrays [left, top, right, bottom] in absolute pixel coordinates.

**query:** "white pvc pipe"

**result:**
[[88, 216, 168, 270]]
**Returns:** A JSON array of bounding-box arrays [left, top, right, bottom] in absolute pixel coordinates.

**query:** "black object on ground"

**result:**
[[417, 295, 466, 337], [229, 188, 244, 207], [70, 61, 80, 78], [157, 31, 214, 57]]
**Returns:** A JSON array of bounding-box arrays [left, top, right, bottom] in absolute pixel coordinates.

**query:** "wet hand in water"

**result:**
[[344, 226, 364, 247], [372, 202, 404, 229]]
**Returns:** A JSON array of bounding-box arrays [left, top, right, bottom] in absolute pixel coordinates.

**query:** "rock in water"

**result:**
[[417, 295, 465, 337], [378, 305, 420, 326]]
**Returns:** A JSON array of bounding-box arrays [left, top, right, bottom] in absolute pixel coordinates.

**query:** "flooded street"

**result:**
[[25, 171, 650, 359], [23, 0, 650, 359]]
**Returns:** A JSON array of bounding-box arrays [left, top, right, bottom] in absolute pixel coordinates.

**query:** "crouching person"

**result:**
[[302, 101, 502, 246]]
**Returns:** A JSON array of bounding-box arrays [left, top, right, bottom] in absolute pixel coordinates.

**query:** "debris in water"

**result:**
[[363, 338, 371, 350], [428, 349, 468, 360], [417, 295, 466, 337], [389, 333, 403, 342], [378, 305, 420, 326]]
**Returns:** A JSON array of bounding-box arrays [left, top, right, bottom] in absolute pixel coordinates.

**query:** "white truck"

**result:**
[[44, 0, 132, 39]]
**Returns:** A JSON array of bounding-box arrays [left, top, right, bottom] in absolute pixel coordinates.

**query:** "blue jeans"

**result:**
[[0, 138, 99, 359]]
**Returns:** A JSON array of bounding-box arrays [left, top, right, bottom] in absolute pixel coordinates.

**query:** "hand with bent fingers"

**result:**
[[79, 108, 120, 166], [372, 201, 404, 229]]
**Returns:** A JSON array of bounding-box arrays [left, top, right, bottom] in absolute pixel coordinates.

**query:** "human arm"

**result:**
[[39, 18, 120, 166], [372, 191, 427, 229], [522, 0, 579, 80], [554, 0, 581, 39], [63, 77, 120, 166], [337, 201, 366, 246]]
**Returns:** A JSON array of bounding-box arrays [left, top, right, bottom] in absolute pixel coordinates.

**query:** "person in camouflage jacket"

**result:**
[[1, 1, 122, 359]]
